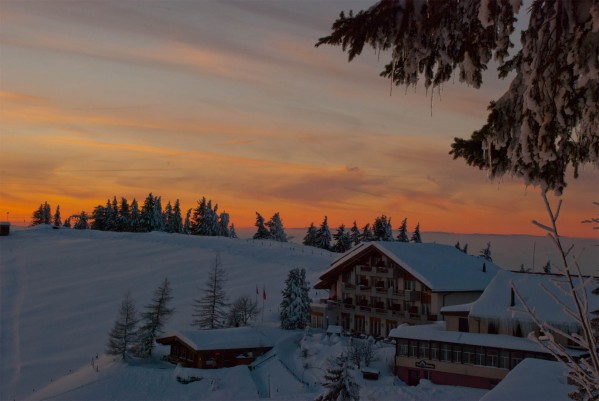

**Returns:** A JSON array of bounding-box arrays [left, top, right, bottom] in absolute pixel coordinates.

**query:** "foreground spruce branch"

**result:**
[[316, 0, 599, 193]]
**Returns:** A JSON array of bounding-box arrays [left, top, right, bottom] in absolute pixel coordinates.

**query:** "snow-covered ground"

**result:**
[[1, 226, 595, 400]]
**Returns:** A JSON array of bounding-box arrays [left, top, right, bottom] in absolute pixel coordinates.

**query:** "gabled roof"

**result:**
[[157, 326, 273, 351], [315, 242, 502, 292], [469, 270, 599, 328]]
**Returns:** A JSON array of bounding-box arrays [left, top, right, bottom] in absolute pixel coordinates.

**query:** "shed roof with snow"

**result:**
[[316, 242, 502, 292], [157, 326, 273, 351]]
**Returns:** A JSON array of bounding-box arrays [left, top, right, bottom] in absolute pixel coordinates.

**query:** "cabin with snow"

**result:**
[[311, 242, 501, 337], [390, 270, 597, 389], [156, 327, 273, 369]]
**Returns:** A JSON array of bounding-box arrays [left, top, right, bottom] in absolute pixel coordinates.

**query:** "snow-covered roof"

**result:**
[[158, 327, 273, 351], [469, 270, 599, 329], [480, 358, 575, 401], [440, 302, 474, 314], [388, 321, 581, 355], [317, 242, 503, 292]]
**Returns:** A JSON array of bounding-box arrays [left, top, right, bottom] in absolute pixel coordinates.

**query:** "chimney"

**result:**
[[510, 287, 515, 307], [482, 263, 486, 273]]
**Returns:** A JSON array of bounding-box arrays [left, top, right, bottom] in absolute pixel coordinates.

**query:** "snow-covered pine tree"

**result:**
[[542, 260, 552, 274], [53, 205, 61, 227], [208, 201, 219, 236], [411, 223, 422, 243], [229, 223, 238, 239], [62, 217, 71, 228], [140, 193, 155, 232], [333, 224, 352, 253], [303, 222, 317, 247], [315, 216, 332, 250], [104, 198, 116, 232], [454, 241, 461, 250], [163, 201, 174, 233], [190, 197, 207, 234], [74, 211, 89, 230], [253, 212, 270, 239], [130, 198, 141, 232], [315, 354, 360, 401], [218, 211, 230, 237], [397, 218, 409, 242], [152, 195, 164, 232], [136, 278, 175, 357], [267, 212, 287, 242], [373, 214, 393, 241], [191, 253, 229, 329], [118, 197, 130, 232], [349, 221, 361, 246], [183, 208, 192, 234], [42, 201, 51, 225], [317, 1, 598, 194], [360, 223, 374, 242], [31, 203, 44, 226], [106, 291, 138, 360], [479, 241, 493, 262], [462, 243, 469, 254], [91, 204, 107, 230], [280, 267, 311, 330], [172, 199, 183, 234]]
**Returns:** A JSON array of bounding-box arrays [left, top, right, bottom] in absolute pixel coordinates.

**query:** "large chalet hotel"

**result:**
[[311, 241, 501, 337], [310, 242, 598, 390]]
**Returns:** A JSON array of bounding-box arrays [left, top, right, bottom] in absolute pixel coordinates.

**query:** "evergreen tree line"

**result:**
[[303, 215, 422, 253], [252, 211, 287, 242], [30, 194, 238, 238]]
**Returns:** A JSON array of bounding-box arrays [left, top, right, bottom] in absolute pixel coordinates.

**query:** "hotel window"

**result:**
[[452, 345, 462, 363], [510, 351, 523, 369], [440, 343, 451, 362], [419, 342, 430, 359], [476, 347, 486, 365], [398, 339, 409, 356], [409, 340, 418, 357], [404, 280, 416, 291], [486, 349, 499, 367], [421, 303, 431, 316], [499, 350, 510, 369], [430, 342, 439, 360], [462, 346, 476, 364]]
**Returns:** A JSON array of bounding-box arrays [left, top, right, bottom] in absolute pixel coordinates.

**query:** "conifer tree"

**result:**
[[31, 203, 44, 226], [183, 208, 192, 234], [349, 221, 361, 246], [229, 223, 238, 239], [74, 211, 89, 230], [253, 212, 269, 239], [373, 214, 393, 241], [360, 223, 374, 242], [462, 243, 469, 254], [63, 217, 71, 228], [91, 204, 107, 231], [104, 198, 117, 231], [172, 199, 183, 234], [303, 223, 317, 247], [163, 201, 174, 233], [140, 193, 155, 232], [397, 218, 409, 242], [454, 241, 461, 250], [153, 196, 164, 231], [137, 278, 174, 357], [315, 354, 360, 401], [130, 198, 141, 232], [411, 223, 422, 243], [280, 267, 311, 330], [479, 242, 493, 262], [53, 205, 61, 227], [267, 212, 287, 242], [333, 224, 352, 253], [315, 216, 332, 250], [118, 197, 130, 232], [217, 211, 230, 237], [107, 291, 138, 360], [191, 253, 229, 329], [42, 201, 51, 225]]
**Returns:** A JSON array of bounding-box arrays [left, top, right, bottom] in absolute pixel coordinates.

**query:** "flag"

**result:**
[[262, 288, 266, 301]]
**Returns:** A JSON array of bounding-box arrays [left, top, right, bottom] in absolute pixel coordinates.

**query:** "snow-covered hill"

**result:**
[[0, 227, 595, 400]]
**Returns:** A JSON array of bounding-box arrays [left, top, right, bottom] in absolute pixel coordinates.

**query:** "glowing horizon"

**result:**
[[1, 1, 597, 239]]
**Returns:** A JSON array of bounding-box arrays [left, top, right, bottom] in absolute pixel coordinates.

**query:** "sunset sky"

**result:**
[[1, 0, 597, 237]]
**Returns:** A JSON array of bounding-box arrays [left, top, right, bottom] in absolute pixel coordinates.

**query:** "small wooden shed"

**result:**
[[157, 327, 273, 369]]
